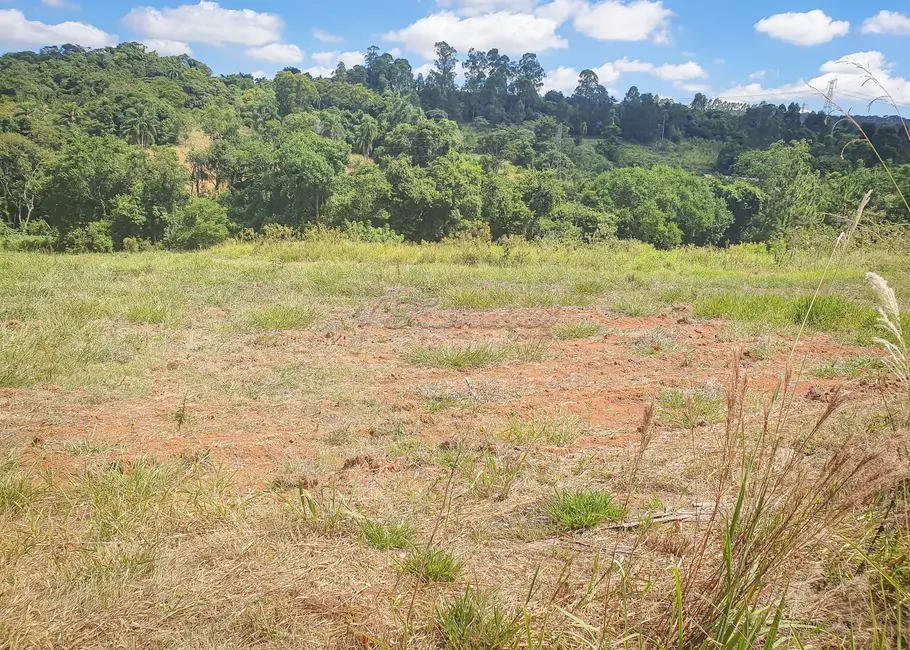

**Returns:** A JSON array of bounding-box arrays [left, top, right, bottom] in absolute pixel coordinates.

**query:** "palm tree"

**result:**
[[357, 115, 378, 158], [121, 107, 157, 148]]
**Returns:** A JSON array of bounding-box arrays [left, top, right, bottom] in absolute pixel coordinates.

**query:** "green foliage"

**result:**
[[165, 197, 229, 250], [435, 588, 523, 650], [64, 220, 114, 253], [552, 322, 603, 340], [244, 305, 317, 331], [402, 546, 463, 582], [733, 141, 821, 241], [581, 166, 733, 248], [544, 488, 625, 530], [407, 342, 508, 369], [359, 520, 415, 550]]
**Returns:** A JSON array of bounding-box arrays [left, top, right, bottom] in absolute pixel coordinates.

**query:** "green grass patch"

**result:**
[[406, 342, 507, 369], [402, 546, 463, 582], [553, 322, 603, 340], [545, 488, 625, 531], [436, 587, 522, 650], [243, 305, 318, 331], [658, 387, 726, 429], [501, 414, 587, 447], [360, 520, 415, 550], [813, 355, 884, 379]]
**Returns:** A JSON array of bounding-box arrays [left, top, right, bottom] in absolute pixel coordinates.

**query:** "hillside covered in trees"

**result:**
[[1, 41, 909, 252]]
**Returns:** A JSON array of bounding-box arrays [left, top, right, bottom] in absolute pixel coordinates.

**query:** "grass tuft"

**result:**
[[658, 387, 726, 429], [402, 546, 463, 582], [407, 342, 507, 370], [244, 305, 318, 331], [553, 322, 603, 340], [360, 519, 415, 550], [545, 488, 625, 531], [436, 587, 522, 650], [501, 413, 586, 447]]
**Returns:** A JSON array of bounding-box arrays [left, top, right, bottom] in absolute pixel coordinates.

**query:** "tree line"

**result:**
[[0, 41, 908, 252]]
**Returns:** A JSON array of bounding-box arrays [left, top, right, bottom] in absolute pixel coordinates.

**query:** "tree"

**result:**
[[732, 140, 821, 241], [580, 166, 733, 248], [166, 197, 229, 249], [121, 106, 157, 147], [357, 114, 379, 158], [274, 70, 318, 117], [0, 133, 48, 228]]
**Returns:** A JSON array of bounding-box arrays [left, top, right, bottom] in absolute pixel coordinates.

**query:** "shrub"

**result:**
[[165, 197, 229, 250], [341, 219, 405, 243], [64, 221, 114, 253]]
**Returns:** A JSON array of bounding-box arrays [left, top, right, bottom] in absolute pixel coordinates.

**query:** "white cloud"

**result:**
[[541, 66, 578, 92], [388, 47, 403, 58], [533, 0, 584, 23], [310, 50, 364, 67], [144, 38, 192, 56], [544, 57, 704, 93], [572, 0, 672, 43], [719, 51, 910, 106], [383, 10, 567, 58], [862, 10, 910, 35], [123, 1, 283, 47], [438, 0, 540, 16], [413, 62, 435, 77], [312, 28, 343, 43], [0, 9, 117, 48], [754, 10, 849, 46], [250, 70, 270, 80], [245, 42, 304, 64], [612, 57, 707, 80], [303, 51, 364, 78], [674, 82, 710, 93], [42, 0, 80, 9], [749, 70, 767, 81]]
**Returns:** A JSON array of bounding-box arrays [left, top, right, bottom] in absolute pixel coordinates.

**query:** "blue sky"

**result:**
[[2, 0, 909, 112]]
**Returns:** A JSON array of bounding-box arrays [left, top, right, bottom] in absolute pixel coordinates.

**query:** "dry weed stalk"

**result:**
[[663, 350, 889, 648], [867, 272, 910, 396]]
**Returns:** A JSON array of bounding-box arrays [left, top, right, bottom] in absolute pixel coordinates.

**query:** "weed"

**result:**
[[360, 519, 415, 550], [635, 331, 686, 356], [402, 546, 463, 582], [513, 339, 549, 362], [407, 342, 507, 370], [813, 355, 884, 379], [658, 386, 726, 429], [544, 488, 625, 531], [244, 305, 317, 331], [748, 335, 782, 361], [436, 587, 522, 650], [501, 413, 586, 447], [469, 450, 529, 501], [553, 322, 603, 340], [293, 486, 355, 536], [613, 293, 661, 317], [0, 471, 37, 513], [63, 435, 118, 456]]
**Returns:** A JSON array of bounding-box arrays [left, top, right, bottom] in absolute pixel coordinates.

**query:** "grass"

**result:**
[[360, 519, 415, 550], [552, 322, 603, 340], [0, 237, 909, 647], [243, 305, 318, 331], [501, 413, 587, 447], [436, 587, 522, 650], [658, 387, 726, 429], [544, 488, 625, 531], [401, 546, 464, 582], [406, 339, 548, 369]]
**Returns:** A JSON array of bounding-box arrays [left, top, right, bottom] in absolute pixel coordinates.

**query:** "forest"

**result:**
[[1, 40, 909, 252]]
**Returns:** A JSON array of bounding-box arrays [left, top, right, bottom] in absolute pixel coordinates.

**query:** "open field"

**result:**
[[1, 236, 909, 649]]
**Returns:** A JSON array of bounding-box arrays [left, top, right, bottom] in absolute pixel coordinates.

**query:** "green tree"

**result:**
[[0, 132, 49, 228], [274, 70, 318, 117], [356, 114, 379, 158], [166, 197, 229, 249], [732, 140, 821, 241], [121, 106, 157, 148]]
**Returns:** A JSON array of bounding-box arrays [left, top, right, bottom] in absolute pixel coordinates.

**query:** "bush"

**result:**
[[165, 197, 229, 250], [341, 219, 405, 243], [64, 221, 114, 253]]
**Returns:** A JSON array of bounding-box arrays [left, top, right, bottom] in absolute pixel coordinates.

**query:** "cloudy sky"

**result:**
[[1, 0, 909, 111]]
